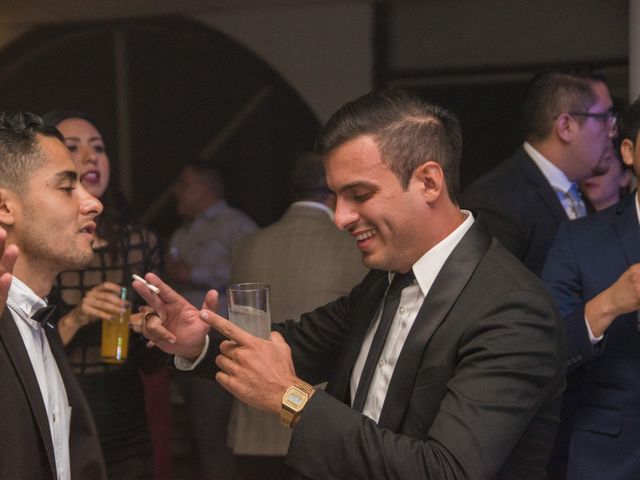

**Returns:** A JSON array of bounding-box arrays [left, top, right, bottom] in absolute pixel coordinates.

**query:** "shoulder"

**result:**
[[463, 150, 537, 209], [216, 205, 258, 228], [475, 239, 552, 299]]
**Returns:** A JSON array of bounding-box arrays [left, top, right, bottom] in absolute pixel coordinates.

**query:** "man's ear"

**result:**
[[0, 188, 18, 227], [554, 113, 574, 143], [620, 138, 635, 169], [413, 161, 445, 202]]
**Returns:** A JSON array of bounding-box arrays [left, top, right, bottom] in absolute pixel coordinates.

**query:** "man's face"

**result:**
[[56, 117, 111, 199], [580, 141, 630, 210], [620, 130, 640, 184], [325, 135, 430, 273], [572, 81, 616, 180], [174, 167, 205, 219], [13, 135, 103, 273]]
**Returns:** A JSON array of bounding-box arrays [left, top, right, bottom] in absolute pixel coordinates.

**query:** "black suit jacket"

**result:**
[[200, 221, 566, 479], [0, 310, 106, 479], [541, 193, 640, 479], [462, 147, 571, 276]]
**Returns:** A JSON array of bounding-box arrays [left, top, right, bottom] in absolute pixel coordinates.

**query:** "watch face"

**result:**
[[284, 387, 307, 411]]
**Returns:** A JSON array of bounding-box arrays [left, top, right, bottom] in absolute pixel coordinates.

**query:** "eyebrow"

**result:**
[[63, 136, 103, 142], [53, 170, 78, 184], [336, 180, 377, 194]]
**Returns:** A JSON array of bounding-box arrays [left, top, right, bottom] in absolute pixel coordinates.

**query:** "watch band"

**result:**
[[280, 380, 314, 428]]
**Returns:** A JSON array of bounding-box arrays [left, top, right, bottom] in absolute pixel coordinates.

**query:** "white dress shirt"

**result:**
[[350, 211, 475, 423], [6, 276, 72, 480], [523, 142, 586, 219]]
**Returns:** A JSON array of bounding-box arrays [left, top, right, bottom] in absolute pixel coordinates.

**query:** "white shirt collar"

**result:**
[[290, 201, 335, 221], [397, 210, 475, 297], [523, 141, 574, 194], [201, 199, 227, 219], [6, 276, 47, 325]]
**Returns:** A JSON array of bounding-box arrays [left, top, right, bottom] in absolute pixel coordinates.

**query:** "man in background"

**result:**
[[0, 111, 106, 479], [463, 69, 616, 275], [542, 96, 640, 479], [167, 160, 257, 479], [228, 152, 367, 478], [167, 161, 257, 312]]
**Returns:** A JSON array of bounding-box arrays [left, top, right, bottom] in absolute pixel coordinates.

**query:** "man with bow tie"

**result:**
[[0, 111, 107, 479]]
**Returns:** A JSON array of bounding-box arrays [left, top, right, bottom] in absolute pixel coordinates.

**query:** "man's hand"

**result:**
[[132, 272, 210, 359], [0, 227, 18, 316], [586, 263, 640, 337], [200, 306, 298, 414]]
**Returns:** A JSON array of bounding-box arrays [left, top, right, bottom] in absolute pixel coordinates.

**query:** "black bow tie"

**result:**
[[31, 305, 58, 325]]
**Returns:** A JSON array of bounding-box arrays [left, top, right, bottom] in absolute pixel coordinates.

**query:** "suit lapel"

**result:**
[[0, 310, 57, 471], [377, 222, 491, 430], [613, 192, 640, 266], [327, 271, 388, 404], [517, 149, 568, 224]]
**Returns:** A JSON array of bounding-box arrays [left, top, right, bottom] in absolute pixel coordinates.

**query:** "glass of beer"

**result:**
[[227, 283, 271, 339], [101, 286, 131, 363]]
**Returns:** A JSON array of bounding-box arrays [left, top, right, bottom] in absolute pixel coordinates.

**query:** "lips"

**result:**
[[352, 228, 376, 251], [80, 222, 97, 236], [355, 230, 375, 241], [81, 170, 100, 185]]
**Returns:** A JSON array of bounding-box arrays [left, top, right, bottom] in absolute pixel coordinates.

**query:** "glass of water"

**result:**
[[227, 283, 271, 339]]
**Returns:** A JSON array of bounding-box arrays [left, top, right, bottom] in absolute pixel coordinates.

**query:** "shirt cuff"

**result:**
[[584, 313, 604, 345], [174, 335, 210, 371]]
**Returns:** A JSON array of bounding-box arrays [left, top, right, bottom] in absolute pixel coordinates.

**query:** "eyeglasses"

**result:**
[[568, 110, 618, 128]]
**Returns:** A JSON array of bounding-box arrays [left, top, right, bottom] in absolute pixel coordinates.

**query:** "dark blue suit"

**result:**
[[542, 192, 640, 479]]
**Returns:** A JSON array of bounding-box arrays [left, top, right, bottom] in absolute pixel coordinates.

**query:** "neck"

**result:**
[[529, 139, 576, 182], [13, 257, 55, 299]]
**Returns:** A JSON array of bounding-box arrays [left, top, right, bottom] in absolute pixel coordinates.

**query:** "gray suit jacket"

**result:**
[[228, 203, 367, 455]]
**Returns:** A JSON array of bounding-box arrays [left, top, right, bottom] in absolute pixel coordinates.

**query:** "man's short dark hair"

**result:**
[[619, 95, 640, 145], [522, 69, 607, 142], [290, 152, 331, 202], [315, 89, 463, 204], [0, 111, 64, 193]]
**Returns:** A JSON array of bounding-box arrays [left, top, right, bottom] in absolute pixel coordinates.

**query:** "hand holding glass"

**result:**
[[227, 283, 271, 339], [101, 286, 131, 363]]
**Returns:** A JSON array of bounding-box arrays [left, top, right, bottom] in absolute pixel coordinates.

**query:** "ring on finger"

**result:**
[[144, 311, 160, 322]]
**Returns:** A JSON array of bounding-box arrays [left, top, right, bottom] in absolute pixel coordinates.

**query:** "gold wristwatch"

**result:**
[[280, 380, 314, 428]]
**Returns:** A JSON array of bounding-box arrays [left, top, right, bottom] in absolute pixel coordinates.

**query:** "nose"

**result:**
[[79, 184, 103, 217], [333, 197, 358, 231], [79, 144, 98, 165]]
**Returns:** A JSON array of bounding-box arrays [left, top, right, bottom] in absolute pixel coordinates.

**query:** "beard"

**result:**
[[20, 208, 95, 275]]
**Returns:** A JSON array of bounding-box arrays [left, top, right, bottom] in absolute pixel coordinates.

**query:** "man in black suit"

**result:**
[[135, 91, 566, 479], [463, 70, 617, 276], [0, 112, 107, 479]]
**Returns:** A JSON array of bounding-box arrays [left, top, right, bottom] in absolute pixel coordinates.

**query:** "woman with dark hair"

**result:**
[[43, 110, 166, 480]]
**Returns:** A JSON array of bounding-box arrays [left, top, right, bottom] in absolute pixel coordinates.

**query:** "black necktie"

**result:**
[[31, 304, 57, 326], [352, 271, 414, 412]]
